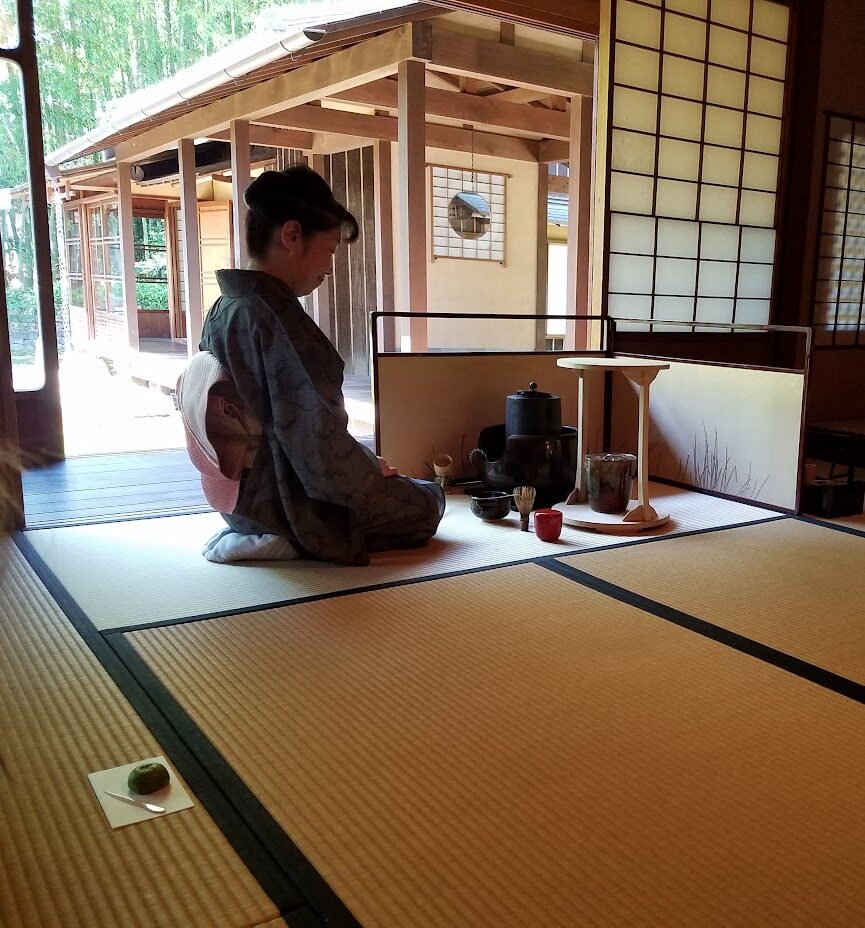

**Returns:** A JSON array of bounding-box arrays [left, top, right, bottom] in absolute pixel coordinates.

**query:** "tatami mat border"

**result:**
[[11, 531, 326, 928], [541, 558, 865, 707], [98, 514, 790, 636], [794, 514, 865, 537]]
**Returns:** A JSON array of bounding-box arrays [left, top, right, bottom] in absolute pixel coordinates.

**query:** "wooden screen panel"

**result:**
[[604, 0, 790, 333], [811, 113, 865, 347]]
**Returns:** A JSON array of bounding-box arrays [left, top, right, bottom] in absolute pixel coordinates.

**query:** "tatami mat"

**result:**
[[23, 484, 775, 631], [123, 562, 865, 928], [0, 538, 285, 928], [564, 518, 865, 685]]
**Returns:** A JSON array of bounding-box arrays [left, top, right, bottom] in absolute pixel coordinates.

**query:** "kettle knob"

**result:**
[[529, 382, 537, 391]]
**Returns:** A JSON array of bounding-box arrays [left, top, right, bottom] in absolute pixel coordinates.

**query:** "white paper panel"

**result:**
[[828, 141, 851, 166], [737, 262, 773, 299], [609, 213, 656, 255], [822, 211, 846, 236], [739, 189, 776, 227], [824, 188, 848, 213], [608, 293, 652, 328], [653, 295, 696, 329], [611, 129, 657, 174], [667, 0, 707, 15], [745, 114, 782, 154], [665, 14, 706, 58], [613, 87, 659, 133], [656, 179, 698, 219], [657, 218, 700, 257], [615, 42, 660, 92], [753, 0, 789, 41], [695, 296, 734, 325], [662, 56, 705, 101], [609, 253, 654, 293], [735, 298, 770, 325], [830, 116, 854, 143], [709, 26, 748, 70], [740, 227, 775, 263], [714, 0, 750, 30], [704, 106, 744, 147], [851, 168, 865, 192], [706, 66, 746, 108], [702, 146, 742, 186], [699, 185, 738, 224], [610, 172, 655, 214], [751, 36, 787, 80], [617, 0, 661, 47], [700, 223, 740, 261], [656, 257, 697, 295], [660, 96, 703, 140], [748, 76, 785, 118], [743, 152, 778, 191], [853, 145, 865, 169], [697, 260, 737, 297], [659, 138, 700, 181], [842, 257, 865, 280]]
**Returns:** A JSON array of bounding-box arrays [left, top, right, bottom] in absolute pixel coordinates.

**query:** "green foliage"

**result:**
[[135, 281, 169, 309], [0, 0, 287, 189]]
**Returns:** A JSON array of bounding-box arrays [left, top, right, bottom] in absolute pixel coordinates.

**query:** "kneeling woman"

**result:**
[[199, 166, 444, 565]]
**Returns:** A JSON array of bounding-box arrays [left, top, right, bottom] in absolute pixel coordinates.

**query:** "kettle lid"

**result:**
[[509, 381, 556, 400]]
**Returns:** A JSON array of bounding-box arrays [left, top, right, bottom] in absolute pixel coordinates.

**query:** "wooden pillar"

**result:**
[[397, 57, 427, 352], [536, 164, 549, 350], [179, 138, 203, 356], [373, 140, 396, 352], [565, 95, 593, 351], [116, 162, 139, 352], [230, 119, 251, 269], [310, 153, 332, 341]]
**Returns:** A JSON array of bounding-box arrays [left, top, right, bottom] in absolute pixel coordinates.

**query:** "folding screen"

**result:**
[[603, 0, 791, 331]]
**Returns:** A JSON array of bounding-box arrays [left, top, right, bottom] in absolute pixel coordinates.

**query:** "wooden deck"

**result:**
[[23, 450, 209, 528], [24, 374, 374, 528]]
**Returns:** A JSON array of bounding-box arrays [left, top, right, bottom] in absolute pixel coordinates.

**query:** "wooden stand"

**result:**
[[554, 357, 671, 534]]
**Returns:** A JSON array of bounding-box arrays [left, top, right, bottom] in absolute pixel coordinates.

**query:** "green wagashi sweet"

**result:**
[[127, 761, 170, 795]]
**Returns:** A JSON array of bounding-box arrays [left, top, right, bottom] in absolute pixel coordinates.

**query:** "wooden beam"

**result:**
[[209, 126, 314, 150], [427, 26, 593, 97], [230, 119, 251, 269], [398, 58, 427, 350], [373, 140, 396, 352], [330, 79, 570, 139], [565, 96, 593, 351], [549, 174, 569, 194], [535, 164, 549, 351], [115, 25, 425, 163], [178, 138, 203, 357], [116, 162, 139, 352], [263, 103, 539, 161], [538, 139, 571, 163], [425, 71, 461, 92], [428, 0, 599, 37], [488, 88, 557, 105], [311, 153, 333, 340], [500, 21, 516, 45]]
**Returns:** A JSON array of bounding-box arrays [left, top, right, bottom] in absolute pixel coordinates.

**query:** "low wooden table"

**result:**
[[555, 357, 671, 533]]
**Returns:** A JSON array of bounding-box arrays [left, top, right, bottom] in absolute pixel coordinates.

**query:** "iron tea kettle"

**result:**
[[505, 382, 562, 437]]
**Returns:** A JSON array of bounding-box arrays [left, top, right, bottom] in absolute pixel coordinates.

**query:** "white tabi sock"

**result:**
[[202, 529, 300, 564]]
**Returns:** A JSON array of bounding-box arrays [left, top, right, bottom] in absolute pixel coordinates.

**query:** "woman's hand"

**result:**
[[378, 457, 399, 477]]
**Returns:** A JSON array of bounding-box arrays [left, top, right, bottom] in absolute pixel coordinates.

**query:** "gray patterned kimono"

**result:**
[[200, 269, 444, 566]]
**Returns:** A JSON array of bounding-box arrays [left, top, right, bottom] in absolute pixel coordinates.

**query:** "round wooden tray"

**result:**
[[553, 501, 671, 535]]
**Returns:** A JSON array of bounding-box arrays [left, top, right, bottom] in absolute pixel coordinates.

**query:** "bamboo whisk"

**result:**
[[513, 485, 536, 532]]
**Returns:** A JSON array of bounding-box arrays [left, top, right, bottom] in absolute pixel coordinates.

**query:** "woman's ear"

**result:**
[[279, 220, 302, 252]]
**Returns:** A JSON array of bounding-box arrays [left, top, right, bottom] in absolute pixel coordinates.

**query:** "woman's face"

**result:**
[[281, 223, 341, 296]]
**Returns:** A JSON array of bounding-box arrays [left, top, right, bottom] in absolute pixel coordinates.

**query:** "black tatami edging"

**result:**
[[99, 514, 790, 636], [794, 514, 865, 538], [12, 532, 330, 928], [106, 632, 363, 928], [540, 558, 865, 708]]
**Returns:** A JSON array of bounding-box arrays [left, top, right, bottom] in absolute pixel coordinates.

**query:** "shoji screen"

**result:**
[[605, 0, 790, 331], [812, 114, 865, 347]]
